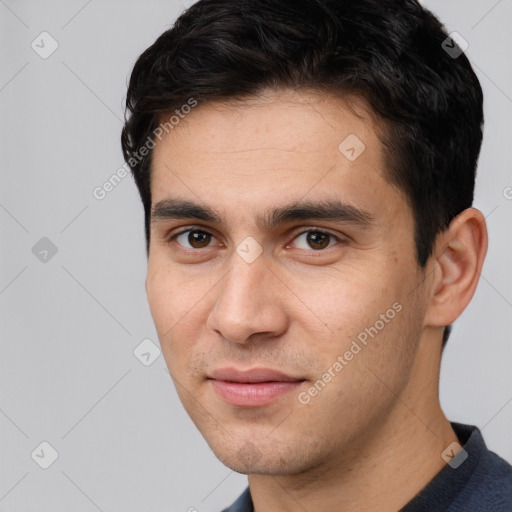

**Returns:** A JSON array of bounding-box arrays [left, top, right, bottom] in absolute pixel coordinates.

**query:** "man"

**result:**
[[121, 0, 512, 510]]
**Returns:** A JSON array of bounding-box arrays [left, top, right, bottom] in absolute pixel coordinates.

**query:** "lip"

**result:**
[[209, 367, 303, 383], [208, 367, 306, 407]]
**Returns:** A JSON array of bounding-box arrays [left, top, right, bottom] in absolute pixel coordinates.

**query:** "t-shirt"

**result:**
[[220, 422, 512, 512]]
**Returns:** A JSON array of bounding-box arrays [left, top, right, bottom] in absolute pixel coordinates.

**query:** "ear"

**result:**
[[424, 208, 488, 328]]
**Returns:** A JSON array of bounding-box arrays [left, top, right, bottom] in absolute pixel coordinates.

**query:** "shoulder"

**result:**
[[451, 446, 512, 510], [448, 423, 512, 511]]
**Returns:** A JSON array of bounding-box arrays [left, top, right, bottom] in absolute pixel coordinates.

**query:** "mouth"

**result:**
[[207, 367, 307, 407]]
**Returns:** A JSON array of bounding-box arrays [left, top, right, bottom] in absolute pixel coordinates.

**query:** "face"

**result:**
[[147, 89, 428, 475]]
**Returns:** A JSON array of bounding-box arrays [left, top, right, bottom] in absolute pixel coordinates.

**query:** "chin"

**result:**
[[208, 436, 320, 476], [217, 454, 293, 476]]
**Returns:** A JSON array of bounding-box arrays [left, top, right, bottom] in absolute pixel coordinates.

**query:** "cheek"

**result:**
[[146, 259, 204, 329], [146, 266, 173, 332], [299, 263, 418, 375], [294, 265, 390, 337], [146, 267, 189, 350], [146, 262, 214, 370]]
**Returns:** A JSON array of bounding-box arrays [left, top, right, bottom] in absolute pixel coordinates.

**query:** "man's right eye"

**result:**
[[170, 229, 218, 250]]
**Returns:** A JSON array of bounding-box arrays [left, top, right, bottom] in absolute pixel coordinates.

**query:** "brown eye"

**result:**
[[306, 232, 330, 250], [292, 230, 339, 251], [175, 229, 213, 249]]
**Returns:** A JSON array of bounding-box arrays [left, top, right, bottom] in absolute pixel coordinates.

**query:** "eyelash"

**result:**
[[166, 226, 345, 252]]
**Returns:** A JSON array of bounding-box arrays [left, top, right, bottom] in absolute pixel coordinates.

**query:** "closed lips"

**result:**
[[209, 367, 305, 383]]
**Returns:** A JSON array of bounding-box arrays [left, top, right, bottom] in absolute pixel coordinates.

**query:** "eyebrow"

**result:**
[[150, 198, 374, 230]]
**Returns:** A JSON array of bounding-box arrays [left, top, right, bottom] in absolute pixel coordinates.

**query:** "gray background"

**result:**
[[0, 0, 511, 510]]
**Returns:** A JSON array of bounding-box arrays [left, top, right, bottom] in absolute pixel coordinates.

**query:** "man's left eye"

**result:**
[[289, 230, 341, 251]]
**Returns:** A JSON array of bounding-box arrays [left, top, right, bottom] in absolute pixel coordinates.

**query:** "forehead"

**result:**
[[149, 89, 401, 225], [153, 89, 379, 162]]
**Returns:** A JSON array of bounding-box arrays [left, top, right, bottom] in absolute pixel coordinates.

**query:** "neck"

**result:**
[[248, 335, 458, 512]]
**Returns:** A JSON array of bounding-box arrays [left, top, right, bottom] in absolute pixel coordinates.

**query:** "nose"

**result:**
[[206, 253, 289, 345]]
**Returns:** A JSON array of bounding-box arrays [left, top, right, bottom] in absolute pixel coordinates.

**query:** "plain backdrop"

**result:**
[[0, 0, 511, 510]]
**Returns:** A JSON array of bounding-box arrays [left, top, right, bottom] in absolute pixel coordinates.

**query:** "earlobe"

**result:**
[[425, 208, 488, 327]]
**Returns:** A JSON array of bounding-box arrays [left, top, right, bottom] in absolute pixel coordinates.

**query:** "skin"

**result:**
[[146, 89, 488, 511]]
